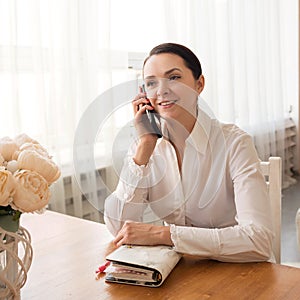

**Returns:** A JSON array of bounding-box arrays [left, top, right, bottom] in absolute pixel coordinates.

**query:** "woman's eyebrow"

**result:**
[[145, 68, 182, 80], [144, 75, 156, 80], [164, 68, 182, 75]]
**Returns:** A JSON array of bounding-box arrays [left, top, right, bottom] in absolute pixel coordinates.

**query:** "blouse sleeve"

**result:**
[[170, 133, 274, 262], [104, 156, 149, 236]]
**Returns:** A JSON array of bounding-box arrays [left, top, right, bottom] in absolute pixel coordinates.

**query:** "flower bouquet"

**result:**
[[0, 133, 60, 299], [0, 134, 60, 228]]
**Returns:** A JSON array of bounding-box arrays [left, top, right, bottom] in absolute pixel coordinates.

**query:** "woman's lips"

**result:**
[[159, 100, 178, 108]]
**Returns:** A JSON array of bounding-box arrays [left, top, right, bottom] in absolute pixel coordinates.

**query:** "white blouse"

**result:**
[[104, 109, 274, 262]]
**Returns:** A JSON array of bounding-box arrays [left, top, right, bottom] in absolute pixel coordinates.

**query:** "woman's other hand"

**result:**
[[113, 220, 173, 247]]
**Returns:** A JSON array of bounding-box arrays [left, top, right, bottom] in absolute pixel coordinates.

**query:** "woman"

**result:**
[[104, 43, 274, 262]]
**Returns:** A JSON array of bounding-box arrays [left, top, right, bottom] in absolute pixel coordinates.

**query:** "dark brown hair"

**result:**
[[143, 43, 202, 80]]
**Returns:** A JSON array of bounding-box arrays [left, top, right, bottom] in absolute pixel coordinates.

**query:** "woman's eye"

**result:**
[[146, 80, 157, 88], [169, 75, 181, 81]]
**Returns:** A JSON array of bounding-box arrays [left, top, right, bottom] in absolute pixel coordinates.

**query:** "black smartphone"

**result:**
[[142, 85, 163, 138]]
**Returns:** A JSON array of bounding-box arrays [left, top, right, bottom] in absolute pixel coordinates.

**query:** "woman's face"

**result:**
[[143, 53, 204, 121]]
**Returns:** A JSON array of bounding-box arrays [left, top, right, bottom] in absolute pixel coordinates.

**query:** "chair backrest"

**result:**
[[260, 157, 282, 264], [296, 208, 300, 252]]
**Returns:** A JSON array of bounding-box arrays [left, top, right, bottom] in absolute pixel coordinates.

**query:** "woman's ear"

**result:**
[[196, 75, 205, 94]]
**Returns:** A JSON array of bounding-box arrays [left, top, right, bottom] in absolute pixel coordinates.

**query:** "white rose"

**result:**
[[13, 170, 50, 212], [0, 169, 16, 206], [14, 133, 38, 148], [19, 142, 51, 159], [17, 149, 60, 184], [0, 137, 19, 161]]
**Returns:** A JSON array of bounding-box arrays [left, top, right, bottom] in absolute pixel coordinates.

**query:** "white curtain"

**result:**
[[0, 0, 298, 213], [0, 0, 117, 163], [160, 0, 298, 187], [0, 0, 134, 214]]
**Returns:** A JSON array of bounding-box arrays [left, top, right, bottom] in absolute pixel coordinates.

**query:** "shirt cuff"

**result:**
[[170, 224, 220, 257], [170, 224, 178, 247], [115, 157, 150, 202], [128, 157, 149, 177]]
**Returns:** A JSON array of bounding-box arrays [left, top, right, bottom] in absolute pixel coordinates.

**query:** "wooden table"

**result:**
[[21, 211, 300, 300]]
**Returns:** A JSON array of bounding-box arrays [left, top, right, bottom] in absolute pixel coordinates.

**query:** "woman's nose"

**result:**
[[156, 79, 170, 97]]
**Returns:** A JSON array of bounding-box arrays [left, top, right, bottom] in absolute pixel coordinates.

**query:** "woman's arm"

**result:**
[[104, 89, 159, 235], [104, 155, 149, 236], [170, 133, 274, 262]]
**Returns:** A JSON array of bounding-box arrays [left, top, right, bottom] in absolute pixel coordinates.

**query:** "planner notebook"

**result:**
[[105, 245, 182, 287]]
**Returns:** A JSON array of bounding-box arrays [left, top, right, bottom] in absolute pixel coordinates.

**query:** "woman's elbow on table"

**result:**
[[103, 193, 124, 236], [223, 224, 274, 262], [104, 214, 122, 237], [252, 227, 274, 262]]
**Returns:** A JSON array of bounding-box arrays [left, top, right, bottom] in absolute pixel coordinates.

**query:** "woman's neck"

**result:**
[[167, 108, 197, 144], [166, 113, 197, 175]]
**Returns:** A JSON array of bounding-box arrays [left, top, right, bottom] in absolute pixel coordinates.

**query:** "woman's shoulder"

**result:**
[[221, 122, 249, 137], [211, 118, 250, 138], [211, 121, 254, 152], [198, 108, 251, 141]]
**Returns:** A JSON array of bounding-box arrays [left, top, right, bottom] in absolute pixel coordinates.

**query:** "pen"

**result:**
[[96, 261, 110, 273], [95, 261, 110, 279]]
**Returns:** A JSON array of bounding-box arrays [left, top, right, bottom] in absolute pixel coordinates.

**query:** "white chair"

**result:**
[[296, 208, 300, 252], [260, 157, 282, 264]]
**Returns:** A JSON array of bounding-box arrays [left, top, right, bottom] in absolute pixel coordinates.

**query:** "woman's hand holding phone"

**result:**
[[142, 85, 163, 139], [131, 86, 161, 165], [132, 86, 162, 138]]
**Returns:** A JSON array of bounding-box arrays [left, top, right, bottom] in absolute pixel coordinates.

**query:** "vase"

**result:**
[[0, 215, 20, 233], [0, 214, 33, 300]]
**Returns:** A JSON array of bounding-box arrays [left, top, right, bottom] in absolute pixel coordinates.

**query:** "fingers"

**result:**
[[113, 221, 142, 247], [113, 234, 124, 248], [130, 91, 158, 144], [132, 97, 148, 114], [113, 221, 131, 247], [132, 89, 155, 115]]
